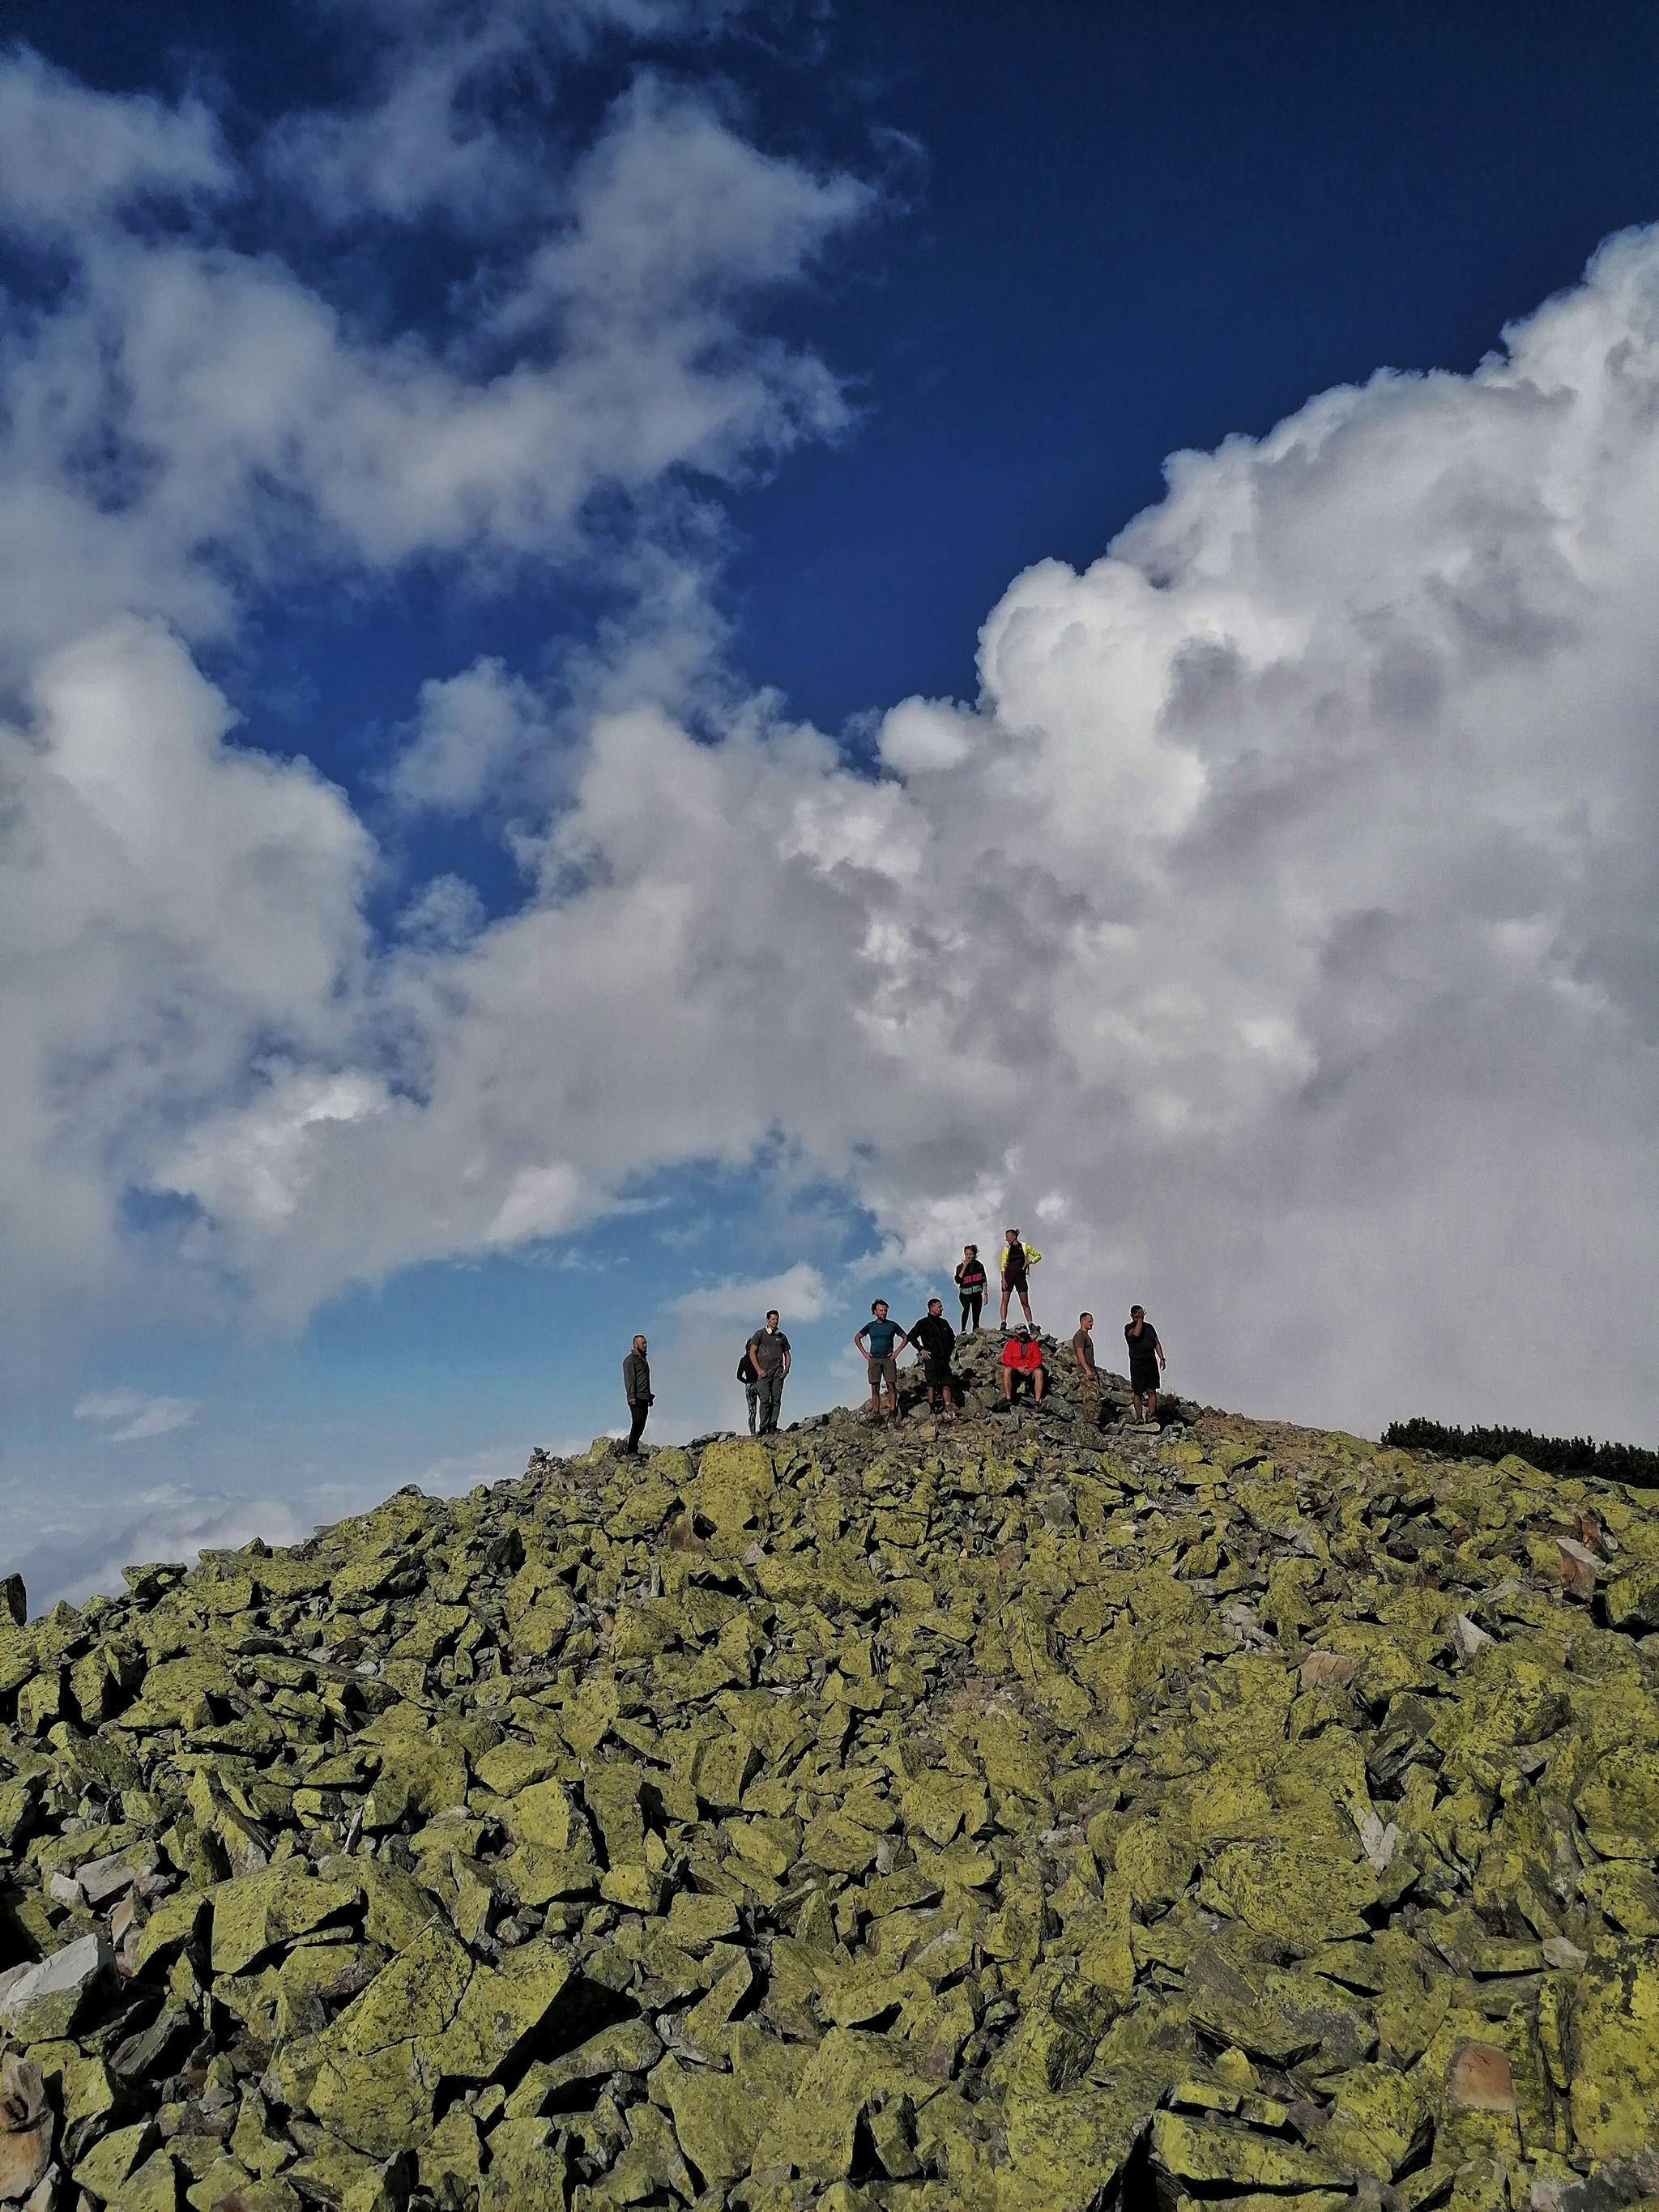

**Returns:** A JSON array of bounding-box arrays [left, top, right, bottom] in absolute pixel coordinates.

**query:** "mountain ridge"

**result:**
[[0, 1333, 1656, 2212]]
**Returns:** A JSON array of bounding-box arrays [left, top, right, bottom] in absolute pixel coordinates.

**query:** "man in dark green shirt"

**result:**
[[746, 1311, 791, 1435], [1073, 1313, 1102, 1430]]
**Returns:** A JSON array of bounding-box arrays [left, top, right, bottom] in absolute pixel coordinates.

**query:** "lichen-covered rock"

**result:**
[[0, 1345, 1654, 2208]]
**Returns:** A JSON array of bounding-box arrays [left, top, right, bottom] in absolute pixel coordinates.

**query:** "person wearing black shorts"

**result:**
[[999, 1227, 1034, 1330], [908, 1298, 957, 1420], [954, 1245, 987, 1334], [1124, 1306, 1165, 1421]]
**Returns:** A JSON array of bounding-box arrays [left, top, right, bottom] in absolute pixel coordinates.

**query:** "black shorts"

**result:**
[[1130, 1362, 1160, 1395], [924, 1357, 952, 1387], [1003, 1274, 1027, 1296]]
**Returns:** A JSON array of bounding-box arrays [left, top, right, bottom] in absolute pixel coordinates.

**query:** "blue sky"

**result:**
[[5, 1, 1659, 1605]]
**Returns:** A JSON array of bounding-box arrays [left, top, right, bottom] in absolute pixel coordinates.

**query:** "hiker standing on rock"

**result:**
[[738, 1340, 761, 1435], [1073, 1313, 1103, 1430], [908, 1297, 957, 1421], [955, 1245, 988, 1334], [999, 1228, 1036, 1331], [622, 1334, 653, 1453], [854, 1300, 911, 1421], [1125, 1306, 1165, 1422], [745, 1310, 791, 1436]]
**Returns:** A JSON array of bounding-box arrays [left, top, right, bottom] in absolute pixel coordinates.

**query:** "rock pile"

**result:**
[[2, 1352, 1657, 2212]]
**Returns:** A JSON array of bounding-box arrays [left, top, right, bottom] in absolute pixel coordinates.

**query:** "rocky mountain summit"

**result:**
[[2, 1337, 1657, 2212]]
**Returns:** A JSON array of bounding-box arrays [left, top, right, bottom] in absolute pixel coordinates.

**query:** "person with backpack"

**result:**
[[907, 1297, 957, 1420], [853, 1300, 911, 1421], [736, 1342, 761, 1435], [622, 1334, 653, 1453], [954, 1245, 988, 1334], [1124, 1305, 1166, 1422], [999, 1227, 1038, 1330], [745, 1310, 791, 1435]]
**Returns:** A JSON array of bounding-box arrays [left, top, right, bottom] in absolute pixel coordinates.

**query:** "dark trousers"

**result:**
[[755, 1371, 786, 1434], [626, 1398, 650, 1451], [959, 1294, 983, 1332]]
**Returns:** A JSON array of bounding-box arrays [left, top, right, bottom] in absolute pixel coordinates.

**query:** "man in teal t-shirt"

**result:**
[[853, 1300, 912, 1422]]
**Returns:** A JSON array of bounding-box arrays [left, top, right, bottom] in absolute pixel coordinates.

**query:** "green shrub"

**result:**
[[1382, 1417, 1659, 1489]]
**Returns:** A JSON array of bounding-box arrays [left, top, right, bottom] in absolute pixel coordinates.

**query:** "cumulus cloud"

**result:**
[[0, 619, 370, 1315], [135, 228, 1659, 1436], [672, 1262, 831, 1324], [386, 658, 556, 814], [72, 1392, 198, 1443], [0, 57, 865, 679], [4, 15, 1659, 1453]]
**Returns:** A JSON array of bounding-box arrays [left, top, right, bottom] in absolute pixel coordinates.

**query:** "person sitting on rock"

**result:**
[[1125, 1305, 1165, 1422], [954, 1245, 988, 1334], [854, 1300, 911, 1421], [908, 1297, 957, 1420], [1000, 1327, 1045, 1405], [999, 1227, 1036, 1331]]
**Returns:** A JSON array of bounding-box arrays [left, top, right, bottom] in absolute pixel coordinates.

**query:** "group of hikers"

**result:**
[[620, 1228, 1168, 1451]]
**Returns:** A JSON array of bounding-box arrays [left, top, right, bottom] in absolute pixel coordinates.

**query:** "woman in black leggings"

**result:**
[[954, 1245, 987, 1334]]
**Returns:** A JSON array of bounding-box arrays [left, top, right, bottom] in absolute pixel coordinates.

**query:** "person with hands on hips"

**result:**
[[854, 1300, 911, 1422]]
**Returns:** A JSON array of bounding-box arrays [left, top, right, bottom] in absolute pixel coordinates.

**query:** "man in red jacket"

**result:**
[[1000, 1328, 1045, 1406]]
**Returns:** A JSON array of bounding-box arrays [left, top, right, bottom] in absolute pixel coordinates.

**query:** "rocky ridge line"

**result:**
[[0, 1330, 1656, 2212]]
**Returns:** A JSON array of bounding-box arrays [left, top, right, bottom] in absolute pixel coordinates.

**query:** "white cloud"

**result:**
[[387, 658, 555, 814], [672, 1262, 831, 1325], [27, 1490, 311, 1612], [414, 1442, 531, 1494], [0, 59, 868, 682], [276, 0, 740, 228], [0, 619, 370, 1315], [4, 21, 1659, 1449], [132, 224, 1659, 1437], [0, 49, 228, 232], [73, 1392, 198, 1443]]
